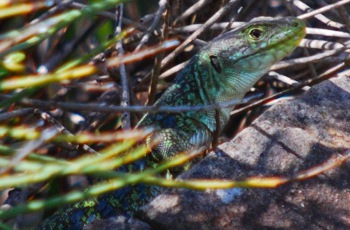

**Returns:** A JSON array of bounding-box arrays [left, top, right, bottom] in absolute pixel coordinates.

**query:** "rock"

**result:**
[[139, 73, 350, 229], [83, 215, 152, 230]]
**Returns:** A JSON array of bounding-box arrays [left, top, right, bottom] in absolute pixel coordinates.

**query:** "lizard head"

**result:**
[[202, 16, 306, 74], [196, 17, 306, 101]]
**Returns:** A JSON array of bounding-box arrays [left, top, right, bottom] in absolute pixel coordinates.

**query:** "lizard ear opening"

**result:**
[[209, 55, 222, 74]]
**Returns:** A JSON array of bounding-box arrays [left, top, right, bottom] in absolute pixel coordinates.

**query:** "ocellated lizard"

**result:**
[[38, 16, 306, 229]]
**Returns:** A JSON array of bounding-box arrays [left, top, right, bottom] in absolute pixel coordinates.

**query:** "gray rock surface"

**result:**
[[84, 215, 152, 230], [139, 73, 350, 229]]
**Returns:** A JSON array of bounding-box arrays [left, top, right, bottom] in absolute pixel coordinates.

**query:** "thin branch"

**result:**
[[231, 68, 350, 116], [300, 38, 345, 50], [140, 0, 239, 84], [268, 71, 310, 91], [0, 108, 34, 121], [271, 46, 348, 70], [147, 1, 169, 105], [115, 4, 131, 129], [160, 0, 238, 69], [135, 0, 168, 51], [0, 93, 262, 114], [173, 0, 212, 25], [292, 0, 344, 28], [298, 0, 350, 21], [0, 128, 59, 175]]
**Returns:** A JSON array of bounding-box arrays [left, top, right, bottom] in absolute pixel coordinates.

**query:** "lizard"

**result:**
[[38, 16, 306, 229]]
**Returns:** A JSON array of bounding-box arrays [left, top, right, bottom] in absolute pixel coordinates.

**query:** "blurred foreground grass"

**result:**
[[1, 0, 350, 228]]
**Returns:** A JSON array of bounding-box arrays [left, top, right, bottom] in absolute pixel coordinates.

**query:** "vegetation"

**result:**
[[0, 0, 350, 228]]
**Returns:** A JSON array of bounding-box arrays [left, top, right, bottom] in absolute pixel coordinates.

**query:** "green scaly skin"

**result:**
[[38, 17, 306, 229]]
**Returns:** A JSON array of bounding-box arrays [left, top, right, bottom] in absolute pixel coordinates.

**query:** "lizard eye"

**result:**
[[249, 28, 263, 40], [209, 55, 222, 74]]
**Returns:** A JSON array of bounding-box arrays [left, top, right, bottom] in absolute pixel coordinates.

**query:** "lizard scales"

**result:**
[[138, 16, 306, 161], [39, 17, 306, 229]]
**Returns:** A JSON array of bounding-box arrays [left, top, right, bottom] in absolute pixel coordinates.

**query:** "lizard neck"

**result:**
[[195, 54, 267, 105]]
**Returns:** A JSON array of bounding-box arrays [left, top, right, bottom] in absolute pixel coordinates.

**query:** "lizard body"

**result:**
[[39, 17, 306, 229]]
